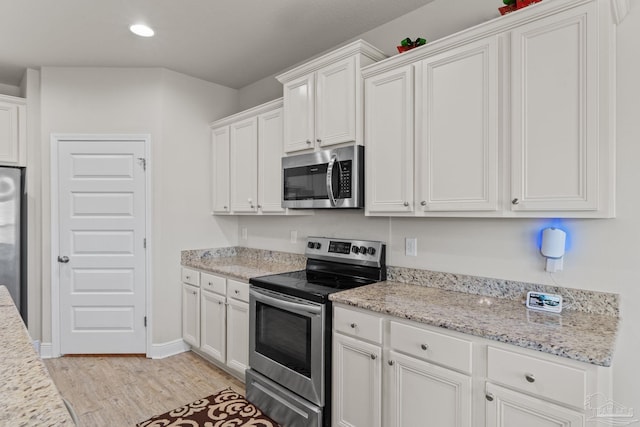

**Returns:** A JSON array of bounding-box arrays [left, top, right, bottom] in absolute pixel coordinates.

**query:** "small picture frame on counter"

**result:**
[[526, 291, 563, 313]]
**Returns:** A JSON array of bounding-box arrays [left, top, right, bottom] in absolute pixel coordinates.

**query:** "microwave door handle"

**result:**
[[326, 154, 338, 207], [250, 288, 322, 315]]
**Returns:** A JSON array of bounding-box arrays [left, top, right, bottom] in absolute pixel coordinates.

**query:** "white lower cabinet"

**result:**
[[333, 303, 609, 427], [485, 383, 584, 427], [181, 268, 250, 380]]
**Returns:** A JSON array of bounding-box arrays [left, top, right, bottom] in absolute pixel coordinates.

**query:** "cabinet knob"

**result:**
[[388, 360, 394, 366], [420, 201, 426, 206], [511, 198, 519, 205], [223, 206, 228, 210], [421, 343, 429, 351], [191, 290, 197, 295], [235, 290, 240, 294], [257, 204, 262, 209], [218, 301, 223, 305], [185, 275, 191, 280], [306, 139, 312, 144], [370, 354, 377, 360], [208, 282, 213, 286], [316, 138, 321, 143], [485, 393, 494, 402], [403, 202, 409, 207], [525, 373, 535, 383], [350, 323, 357, 328]]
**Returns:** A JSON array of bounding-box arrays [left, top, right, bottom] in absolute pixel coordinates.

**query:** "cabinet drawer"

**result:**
[[181, 268, 200, 286], [487, 346, 587, 408], [390, 321, 472, 374], [227, 279, 249, 302], [201, 273, 226, 295], [334, 306, 383, 344]]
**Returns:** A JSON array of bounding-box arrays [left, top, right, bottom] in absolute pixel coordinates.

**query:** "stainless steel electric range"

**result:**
[[246, 236, 386, 427]]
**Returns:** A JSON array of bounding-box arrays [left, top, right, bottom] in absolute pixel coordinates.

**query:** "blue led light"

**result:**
[[536, 220, 572, 252]]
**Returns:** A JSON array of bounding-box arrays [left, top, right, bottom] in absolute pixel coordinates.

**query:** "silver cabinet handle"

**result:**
[[388, 360, 394, 366], [370, 354, 377, 360], [350, 323, 357, 328], [316, 138, 321, 143], [420, 201, 426, 206], [512, 198, 519, 205], [403, 202, 409, 207], [525, 373, 535, 383], [257, 204, 262, 209], [306, 139, 312, 144], [485, 393, 494, 402], [421, 344, 429, 351], [57, 256, 70, 263], [234, 290, 240, 294]]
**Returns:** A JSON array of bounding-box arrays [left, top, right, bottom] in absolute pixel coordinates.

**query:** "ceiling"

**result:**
[[0, 0, 436, 89]]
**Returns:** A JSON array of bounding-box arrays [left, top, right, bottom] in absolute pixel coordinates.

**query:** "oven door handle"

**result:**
[[250, 288, 322, 315], [326, 153, 339, 207]]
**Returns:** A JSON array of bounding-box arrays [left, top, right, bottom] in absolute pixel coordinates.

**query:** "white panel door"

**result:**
[[283, 74, 315, 152], [211, 126, 230, 214], [258, 107, 285, 213], [387, 351, 472, 427], [226, 297, 249, 378], [364, 65, 414, 214], [417, 36, 499, 211], [510, 3, 598, 211], [486, 383, 584, 427], [200, 289, 225, 362], [230, 117, 258, 213], [316, 57, 356, 147], [58, 138, 146, 354], [182, 283, 200, 348]]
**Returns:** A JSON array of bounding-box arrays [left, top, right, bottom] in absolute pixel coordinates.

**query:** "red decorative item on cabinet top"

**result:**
[[499, 0, 542, 15]]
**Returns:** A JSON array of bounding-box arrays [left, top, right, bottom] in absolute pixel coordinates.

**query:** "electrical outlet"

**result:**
[[290, 230, 297, 243], [241, 227, 248, 240], [405, 237, 417, 256]]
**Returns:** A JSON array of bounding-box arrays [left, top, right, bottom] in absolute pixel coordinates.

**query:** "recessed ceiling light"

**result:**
[[130, 24, 155, 37]]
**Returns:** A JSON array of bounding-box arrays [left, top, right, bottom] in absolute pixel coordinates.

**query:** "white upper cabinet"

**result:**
[[365, 65, 415, 214], [230, 116, 259, 213], [416, 36, 499, 212], [257, 107, 286, 213], [210, 98, 311, 216], [277, 39, 386, 153], [509, 0, 613, 216], [211, 126, 230, 214], [362, 0, 618, 218], [0, 95, 26, 167]]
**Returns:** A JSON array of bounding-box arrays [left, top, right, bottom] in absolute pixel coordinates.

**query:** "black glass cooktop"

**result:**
[[249, 269, 378, 304]]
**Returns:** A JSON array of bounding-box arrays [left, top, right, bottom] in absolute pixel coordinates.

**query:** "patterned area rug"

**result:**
[[136, 387, 280, 426]]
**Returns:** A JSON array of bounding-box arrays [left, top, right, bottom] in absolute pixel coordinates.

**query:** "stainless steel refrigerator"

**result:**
[[0, 166, 26, 322]]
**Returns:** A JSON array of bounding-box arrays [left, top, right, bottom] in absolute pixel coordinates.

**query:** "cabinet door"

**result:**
[[364, 65, 414, 214], [182, 283, 200, 347], [333, 333, 382, 427], [283, 74, 315, 153], [211, 126, 230, 214], [387, 351, 472, 427], [486, 383, 584, 427], [510, 3, 598, 212], [230, 116, 258, 212], [416, 36, 499, 212], [0, 99, 26, 166], [200, 290, 226, 363], [316, 57, 356, 147], [226, 298, 249, 378], [258, 107, 285, 213]]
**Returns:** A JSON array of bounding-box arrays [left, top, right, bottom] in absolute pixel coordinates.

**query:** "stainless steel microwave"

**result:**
[[282, 145, 364, 209]]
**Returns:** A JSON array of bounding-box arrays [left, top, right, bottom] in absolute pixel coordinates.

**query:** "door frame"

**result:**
[[50, 134, 152, 357]]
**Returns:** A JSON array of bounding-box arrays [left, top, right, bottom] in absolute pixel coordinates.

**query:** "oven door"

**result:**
[[249, 286, 325, 406]]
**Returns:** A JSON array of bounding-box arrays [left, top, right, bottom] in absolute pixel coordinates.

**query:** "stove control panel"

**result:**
[[305, 236, 385, 268]]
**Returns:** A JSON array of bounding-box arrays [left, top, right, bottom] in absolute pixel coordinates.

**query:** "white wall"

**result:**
[[37, 67, 239, 345], [237, 0, 640, 413]]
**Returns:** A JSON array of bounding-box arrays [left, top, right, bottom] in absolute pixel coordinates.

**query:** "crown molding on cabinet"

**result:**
[[209, 98, 283, 129], [363, 0, 623, 78], [276, 39, 387, 84]]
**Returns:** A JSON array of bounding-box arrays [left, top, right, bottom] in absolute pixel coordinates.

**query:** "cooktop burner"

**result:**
[[249, 237, 387, 304]]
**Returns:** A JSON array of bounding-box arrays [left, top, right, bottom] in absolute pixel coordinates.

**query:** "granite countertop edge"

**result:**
[[330, 281, 618, 367]]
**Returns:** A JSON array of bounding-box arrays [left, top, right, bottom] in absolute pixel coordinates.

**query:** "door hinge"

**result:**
[[144, 316, 147, 327], [137, 157, 146, 171], [143, 238, 146, 249]]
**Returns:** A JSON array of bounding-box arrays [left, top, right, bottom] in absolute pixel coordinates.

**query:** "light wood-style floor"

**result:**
[[44, 351, 245, 426]]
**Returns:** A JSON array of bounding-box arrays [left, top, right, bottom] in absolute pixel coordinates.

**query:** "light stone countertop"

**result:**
[[330, 281, 619, 367], [0, 286, 75, 426]]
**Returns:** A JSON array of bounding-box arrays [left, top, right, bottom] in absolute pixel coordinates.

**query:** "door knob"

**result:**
[[57, 256, 70, 263]]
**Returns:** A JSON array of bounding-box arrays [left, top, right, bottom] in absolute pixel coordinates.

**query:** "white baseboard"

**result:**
[[40, 342, 54, 359], [147, 339, 191, 359]]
